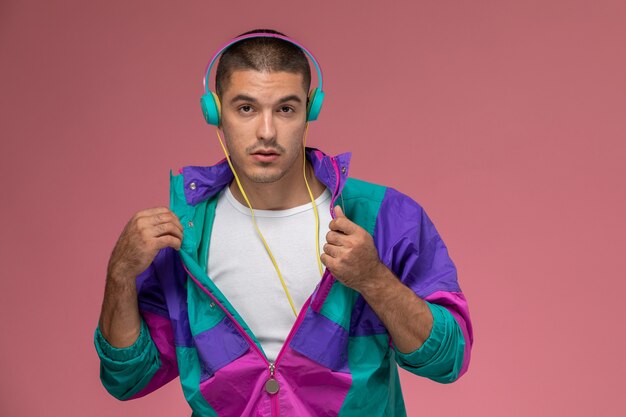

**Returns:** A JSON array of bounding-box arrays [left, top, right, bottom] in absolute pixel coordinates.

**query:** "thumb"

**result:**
[[333, 205, 346, 219]]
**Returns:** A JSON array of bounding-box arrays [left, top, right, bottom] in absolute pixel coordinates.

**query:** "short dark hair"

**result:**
[[215, 29, 312, 98]]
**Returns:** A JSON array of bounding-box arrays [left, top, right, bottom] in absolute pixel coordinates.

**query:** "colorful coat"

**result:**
[[95, 148, 474, 416]]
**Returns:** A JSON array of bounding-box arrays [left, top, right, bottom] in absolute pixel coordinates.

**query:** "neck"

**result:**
[[229, 156, 326, 211]]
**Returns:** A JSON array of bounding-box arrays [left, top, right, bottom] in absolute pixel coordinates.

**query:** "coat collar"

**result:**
[[179, 147, 352, 207]]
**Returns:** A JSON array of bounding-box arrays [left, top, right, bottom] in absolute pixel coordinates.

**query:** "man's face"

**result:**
[[219, 70, 309, 185]]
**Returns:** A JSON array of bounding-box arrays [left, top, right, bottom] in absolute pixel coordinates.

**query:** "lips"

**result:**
[[253, 149, 279, 156], [251, 149, 280, 162]]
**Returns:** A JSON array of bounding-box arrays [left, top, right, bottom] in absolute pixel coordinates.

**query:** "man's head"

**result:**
[[215, 30, 314, 189], [215, 29, 311, 99]]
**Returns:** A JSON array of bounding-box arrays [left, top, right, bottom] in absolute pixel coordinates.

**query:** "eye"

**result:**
[[279, 106, 294, 113], [239, 105, 253, 113]]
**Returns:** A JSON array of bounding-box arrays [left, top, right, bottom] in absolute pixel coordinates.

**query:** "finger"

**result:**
[[329, 216, 358, 235], [161, 212, 184, 233], [151, 222, 183, 240], [155, 234, 182, 251], [136, 211, 183, 236], [137, 206, 172, 218], [171, 214, 183, 232], [333, 205, 346, 218], [323, 243, 340, 258], [151, 212, 184, 234], [325, 231, 345, 246], [320, 252, 336, 270]]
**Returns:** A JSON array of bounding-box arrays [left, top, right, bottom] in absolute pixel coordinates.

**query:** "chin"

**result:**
[[247, 169, 288, 184]]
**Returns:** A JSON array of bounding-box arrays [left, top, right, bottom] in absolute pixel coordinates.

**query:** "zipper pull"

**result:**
[[265, 363, 279, 394]]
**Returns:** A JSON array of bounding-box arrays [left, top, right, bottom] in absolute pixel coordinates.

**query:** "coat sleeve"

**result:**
[[374, 188, 474, 383], [94, 249, 180, 400]]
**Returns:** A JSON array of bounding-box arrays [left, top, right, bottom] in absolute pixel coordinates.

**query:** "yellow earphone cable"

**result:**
[[214, 126, 322, 317]]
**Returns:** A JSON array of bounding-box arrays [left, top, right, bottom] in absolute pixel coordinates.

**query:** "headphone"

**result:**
[[200, 33, 325, 125]]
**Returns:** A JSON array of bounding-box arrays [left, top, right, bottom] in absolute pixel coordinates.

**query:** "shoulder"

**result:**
[[342, 177, 426, 235], [343, 177, 425, 218], [342, 177, 387, 201]]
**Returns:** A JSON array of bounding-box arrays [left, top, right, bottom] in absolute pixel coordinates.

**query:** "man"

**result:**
[[95, 29, 473, 416]]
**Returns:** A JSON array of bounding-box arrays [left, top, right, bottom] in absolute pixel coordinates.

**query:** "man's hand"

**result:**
[[321, 205, 433, 353], [320, 205, 387, 294], [99, 207, 183, 348], [108, 207, 183, 282]]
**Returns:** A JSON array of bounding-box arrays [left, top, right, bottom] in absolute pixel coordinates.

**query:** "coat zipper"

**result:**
[[270, 364, 280, 416], [183, 263, 312, 417]]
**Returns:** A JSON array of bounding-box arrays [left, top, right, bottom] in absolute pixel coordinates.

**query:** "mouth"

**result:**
[[251, 149, 280, 163], [252, 149, 280, 155]]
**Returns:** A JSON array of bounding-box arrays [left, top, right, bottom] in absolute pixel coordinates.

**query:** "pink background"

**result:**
[[1, 0, 625, 415]]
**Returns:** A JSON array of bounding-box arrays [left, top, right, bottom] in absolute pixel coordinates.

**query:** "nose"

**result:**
[[256, 109, 277, 142]]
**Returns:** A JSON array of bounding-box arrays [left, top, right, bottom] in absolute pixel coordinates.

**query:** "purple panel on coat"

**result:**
[[333, 152, 352, 184], [129, 311, 179, 399], [310, 270, 332, 313], [306, 148, 351, 195], [307, 149, 337, 192], [289, 307, 350, 373], [374, 188, 460, 297], [137, 247, 194, 347], [136, 262, 165, 315], [349, 296, 388, 337], [195, 316, 250, 381], [349, 188, 463, 338], [182, 161, 233, 205]]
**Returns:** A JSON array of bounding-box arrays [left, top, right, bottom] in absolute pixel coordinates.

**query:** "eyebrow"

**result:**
[[229, 94, 303, 105]]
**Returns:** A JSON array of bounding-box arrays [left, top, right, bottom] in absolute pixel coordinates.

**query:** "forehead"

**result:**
[[222, 70, 307, 99]]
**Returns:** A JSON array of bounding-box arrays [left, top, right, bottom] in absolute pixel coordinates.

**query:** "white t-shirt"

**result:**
[[208, 186, 332, 362]]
